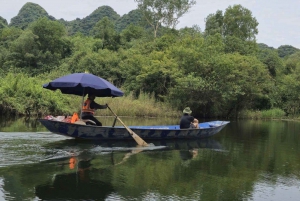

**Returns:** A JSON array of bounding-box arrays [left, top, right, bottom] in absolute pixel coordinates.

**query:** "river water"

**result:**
[[0, 117, 299, 201]]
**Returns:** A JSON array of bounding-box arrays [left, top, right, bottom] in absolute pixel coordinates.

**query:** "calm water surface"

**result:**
[[0, 117, 299, 201]]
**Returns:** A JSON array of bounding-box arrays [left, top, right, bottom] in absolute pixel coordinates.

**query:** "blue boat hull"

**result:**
[[39, 119, 229, 140]]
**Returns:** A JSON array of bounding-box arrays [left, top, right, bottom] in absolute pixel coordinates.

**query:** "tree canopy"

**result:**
[[135, 0, 196, 37]]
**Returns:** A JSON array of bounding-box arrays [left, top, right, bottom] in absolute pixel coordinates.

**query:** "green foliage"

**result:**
[[0, 2, 300, 118], [257, 43, 275, 50], [2, 17, 71, 75], [239, 108, 286, 119], [9, 2, 54, 29], [257, 47, 284, 77], [6, 30, 39, 73], [0, 27, 23, 48], [0, 73, 74, 115], [90, 17, 120, 51], [275, 70, 300, 116], [136, 51, 179, 99], [115, 9, 144, 33], [120, 24, 145, 43], [205, 5, 258, 42], [283, 52, 300, 74], [0, 16, 8, 29], [0, 16, 8, 26], [224, 35, 258, 55], [178, 25, 202, 38], [28, 17, 67, 55], [135, 0, 196, 37], [99, 91, 180, 117], [64, 6, 120, 36], [204, 10, 223, 36], [169, 52, 273, 117], [277, 45, 300, 58], [223, 4, 258, 41]]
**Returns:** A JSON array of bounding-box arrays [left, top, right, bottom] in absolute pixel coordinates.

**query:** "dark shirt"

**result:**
[[89, 101, 107, 110], [179, 114, 195, 129]]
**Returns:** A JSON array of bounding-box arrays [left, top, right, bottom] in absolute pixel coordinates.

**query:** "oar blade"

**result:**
[[131, 132, 148, 146]]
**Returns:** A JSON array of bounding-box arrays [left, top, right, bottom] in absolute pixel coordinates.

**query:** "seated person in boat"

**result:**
[[179, 107, 199, 129], [81, 93, 107, 126]]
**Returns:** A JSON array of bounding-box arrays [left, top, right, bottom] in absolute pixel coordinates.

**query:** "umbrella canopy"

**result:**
[[43, 73, 124, 97]]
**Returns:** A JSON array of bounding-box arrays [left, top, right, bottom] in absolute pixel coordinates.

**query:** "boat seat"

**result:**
[[82, 119, 96, 125], [73, 119, 96, 125]]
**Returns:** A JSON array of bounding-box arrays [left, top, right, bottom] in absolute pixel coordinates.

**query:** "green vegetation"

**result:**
[[239, 108, 286, 119], [0, 2, 300, 119], [9, 2, 55, 29], [135, 0, 196, 37], [0, 73, 179, 117]]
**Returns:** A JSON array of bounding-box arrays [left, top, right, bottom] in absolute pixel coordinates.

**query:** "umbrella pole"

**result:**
[[80, 89, 85, 119]]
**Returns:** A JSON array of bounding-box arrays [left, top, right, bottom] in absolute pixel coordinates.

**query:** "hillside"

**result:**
[[7, 2, 143, 35], [9, 2, 55, 29]]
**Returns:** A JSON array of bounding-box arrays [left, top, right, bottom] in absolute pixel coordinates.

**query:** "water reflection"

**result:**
[[0, 119, 300, 201], [35, 166, 114, 201], [33, 138, 225, 201], [0, 127, 226, 200], [0, 116, 46, 132]]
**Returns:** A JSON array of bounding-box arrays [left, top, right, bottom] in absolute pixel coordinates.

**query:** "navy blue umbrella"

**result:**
[[43, 73, 124, 97]]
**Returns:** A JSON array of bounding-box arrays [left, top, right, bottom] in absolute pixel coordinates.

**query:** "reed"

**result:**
[[239, 108, 286, 119], [70, 91, 181, 117], [0, 73, 180, 117]]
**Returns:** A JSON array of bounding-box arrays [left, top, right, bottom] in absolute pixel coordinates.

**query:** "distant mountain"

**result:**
[[0, 16, 8, 29], [60, 5, 120, 35], [257, 43, 275, 50], [9, 2, 55, 29], [115, 9, 143, 33], [277, 45, 300, 58], [6, 2, 145, 35]]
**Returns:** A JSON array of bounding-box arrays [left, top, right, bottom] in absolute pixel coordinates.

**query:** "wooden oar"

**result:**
[[106, 105, 148, 147]]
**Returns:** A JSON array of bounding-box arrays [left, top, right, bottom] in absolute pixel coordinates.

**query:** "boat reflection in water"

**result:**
[[35, 138, 224, 200]]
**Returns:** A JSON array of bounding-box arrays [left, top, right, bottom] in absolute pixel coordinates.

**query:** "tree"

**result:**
[[91, 17, 120, 51], [21, 17, 70, 74], [120, 24, 145, 43], [257, 48, 284, 77], [9, 30, 39, 70], [205, 5, 258, 41], [78, 6, 120, 36], [0, 16, 8, 29], [29, 17, 67, 55], [204, 10, 223, 36], [115, 9, 144, 33], [204, 5, 258, 55], [224, 35, 258, 55], [277, 45, 300, 58], [223, 5, 258, 41], [135, 0, 196, 37]]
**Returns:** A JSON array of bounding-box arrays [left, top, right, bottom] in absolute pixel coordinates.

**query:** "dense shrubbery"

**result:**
[[1, 3, 300, 119]]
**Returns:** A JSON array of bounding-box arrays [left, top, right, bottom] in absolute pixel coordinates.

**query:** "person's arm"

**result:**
[[188, 116, 195, 122], [90, 101, 107, 110]]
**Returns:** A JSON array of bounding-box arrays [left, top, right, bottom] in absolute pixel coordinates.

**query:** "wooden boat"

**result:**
[[41, 73, 229, 143], [39, 119, 229, 140]]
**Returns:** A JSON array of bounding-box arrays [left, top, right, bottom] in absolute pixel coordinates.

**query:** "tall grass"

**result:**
[[0, 73, 180, 117], [239, 108, 286, 119], [70, 91, 180, 117]]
